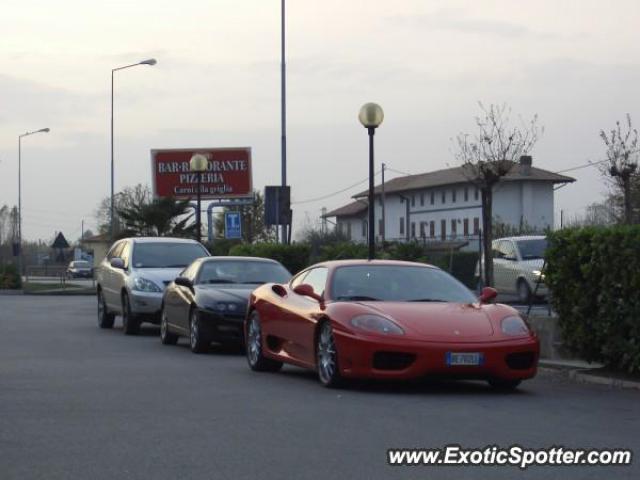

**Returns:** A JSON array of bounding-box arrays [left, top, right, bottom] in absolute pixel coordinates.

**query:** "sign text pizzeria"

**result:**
[[151, 147, 252, 200]]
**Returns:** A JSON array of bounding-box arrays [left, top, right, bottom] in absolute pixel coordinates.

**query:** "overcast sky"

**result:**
[[2, 0, 640, 242]]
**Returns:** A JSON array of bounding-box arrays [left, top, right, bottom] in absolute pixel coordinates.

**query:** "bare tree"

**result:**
[[454, 103, 541, 287], [600, 114, 639, 224]]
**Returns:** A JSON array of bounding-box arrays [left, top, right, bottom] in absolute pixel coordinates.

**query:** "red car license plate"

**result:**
[[446, 352, 483, 366]]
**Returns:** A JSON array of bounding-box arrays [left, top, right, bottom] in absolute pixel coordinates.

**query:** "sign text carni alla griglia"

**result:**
[[151, 148, 253, 199]]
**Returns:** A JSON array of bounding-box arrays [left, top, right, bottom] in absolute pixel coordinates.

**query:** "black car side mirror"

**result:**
[[174, 276, 193, 290]]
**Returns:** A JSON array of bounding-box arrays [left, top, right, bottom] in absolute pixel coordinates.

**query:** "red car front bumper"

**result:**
[[334, 331, 539, 382]]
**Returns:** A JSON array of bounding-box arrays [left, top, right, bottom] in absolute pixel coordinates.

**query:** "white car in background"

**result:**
[[489, 235, 548, 303], [96, 237, 210, 334]]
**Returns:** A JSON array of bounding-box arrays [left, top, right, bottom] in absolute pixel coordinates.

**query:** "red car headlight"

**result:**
[[501, 316, 530, 336], [350, 314, 404, 336]]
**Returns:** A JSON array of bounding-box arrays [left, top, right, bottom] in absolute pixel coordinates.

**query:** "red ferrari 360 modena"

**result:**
[[244, 260, 539, 389]]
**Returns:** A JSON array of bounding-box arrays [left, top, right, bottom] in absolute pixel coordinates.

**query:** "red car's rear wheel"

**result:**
[[246, 312, 282, 372], [316, 322, 343, 388]]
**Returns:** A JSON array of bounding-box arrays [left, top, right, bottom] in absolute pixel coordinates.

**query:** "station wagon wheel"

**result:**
[[246, 311, 282, 372], [189, 308, 209, 353], [160, 306, 178, 345], [316, 322, 343, 388], [122, 293, 140, 335], [517, 279, 532, 304], [97, 289, 115, 329]]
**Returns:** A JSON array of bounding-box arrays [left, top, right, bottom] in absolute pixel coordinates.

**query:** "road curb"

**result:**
[[568, 370, 640, 391], [539, 360, 640, 391], [0, 289, 24, 295]]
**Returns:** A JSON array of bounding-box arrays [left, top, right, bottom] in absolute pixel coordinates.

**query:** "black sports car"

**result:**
[[160, 256, 291, 352]]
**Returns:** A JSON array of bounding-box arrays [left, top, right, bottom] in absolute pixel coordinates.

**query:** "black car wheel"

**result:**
[[97, 289, 115, 329], [316, 321, 343, 388], [246, 311, 282, 372], [122, 293, 140, 335], [189, 308, 209, 353], [160, 306, 179, 345]]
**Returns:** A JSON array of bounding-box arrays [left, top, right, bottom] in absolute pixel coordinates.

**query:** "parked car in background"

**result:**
[[489, 235, 548, 302], [245, 259, 539, 390], [96, 237, 210, 334], [160, 256, 291, 353], [66, 260, 93, 279]]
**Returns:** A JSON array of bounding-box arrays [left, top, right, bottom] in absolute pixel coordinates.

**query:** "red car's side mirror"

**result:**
[[293, 283, 323, 302], [479, 287, 498, 304]]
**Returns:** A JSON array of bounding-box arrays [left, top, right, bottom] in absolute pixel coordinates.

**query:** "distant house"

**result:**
[[323, 156, 575, 244]]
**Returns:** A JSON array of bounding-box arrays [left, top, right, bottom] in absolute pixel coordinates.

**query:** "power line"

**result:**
[[292, 170, 382, 205]]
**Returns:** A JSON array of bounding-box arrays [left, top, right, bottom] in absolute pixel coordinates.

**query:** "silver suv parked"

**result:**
[[96, 237, 210, 334]]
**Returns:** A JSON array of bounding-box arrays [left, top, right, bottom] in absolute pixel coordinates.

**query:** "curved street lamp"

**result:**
[[110, 58, 157, 240], [190, 154, 209, 243], [358, 103, 384, 260], [18, 127, 51, 275]]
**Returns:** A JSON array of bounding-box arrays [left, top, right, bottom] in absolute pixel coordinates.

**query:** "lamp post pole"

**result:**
[[110, 58, 157, 241], [196, 171, 202, 242], [17, 128, 50, 276], [190, 154, 209, 243], [367, 127, 376, 260], [358, 103, 384, 261]]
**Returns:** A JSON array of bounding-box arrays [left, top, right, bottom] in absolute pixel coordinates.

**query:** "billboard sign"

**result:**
[[151, 147, 252, 200], [224, 212, 242, 239]]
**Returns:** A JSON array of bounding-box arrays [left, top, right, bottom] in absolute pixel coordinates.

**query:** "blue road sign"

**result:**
[[225, 212, 242, 239]]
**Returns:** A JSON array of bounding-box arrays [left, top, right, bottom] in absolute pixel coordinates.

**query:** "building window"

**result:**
[[399, 217, 405, 235], [451, 219, 457, 238], [411, 222, 416, 238], [430, 192, 435, 205], [430, 221, 435, 238], [378, 219, 384, 236], [441, 219, 446, 240], [464, 187, 469, 202], [452, 189, 457, 203], [378, 195, 382, 206], [463, 218, 469, 236], [474, 187, 479, 201], [441, 191, 446, 204], [420, 193, 424, 206], [420, 222, 426, 237], [347, 222, 352, 240], [473, 217, 480, 234], [411, 195, 415, 207]]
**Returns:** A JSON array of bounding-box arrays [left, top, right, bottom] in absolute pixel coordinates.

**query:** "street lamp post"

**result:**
[[190, 154, 209, 243], [110, 58, 157, 240], [358, 103, 384, 261], [18, 128, 50, 276]]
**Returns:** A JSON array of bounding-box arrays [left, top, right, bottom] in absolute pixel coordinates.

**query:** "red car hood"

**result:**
[[356, 301, 495, 342]]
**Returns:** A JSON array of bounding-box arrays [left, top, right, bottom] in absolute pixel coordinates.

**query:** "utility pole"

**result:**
[[280, 0, 288, 244]]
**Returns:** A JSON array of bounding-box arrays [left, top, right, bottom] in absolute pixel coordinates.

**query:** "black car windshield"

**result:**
[[516, 239, 548, 260], [132, 243, 208, 268], [197, 260, 290, 285], [73, 261, 89, 267], [331, 265, 477, 303]]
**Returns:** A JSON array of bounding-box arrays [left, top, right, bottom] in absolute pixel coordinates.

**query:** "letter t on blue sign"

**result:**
[[225, 212, 242, 239]]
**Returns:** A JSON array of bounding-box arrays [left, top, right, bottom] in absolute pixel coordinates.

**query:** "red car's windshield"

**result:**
[[330, 265, 477, 303]]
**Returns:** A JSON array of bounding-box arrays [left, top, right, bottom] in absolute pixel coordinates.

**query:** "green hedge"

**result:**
[[227, 240, 479, 289], [0, 264, 21, 289], [228, 243, 311, 275], [545, 226, 640, 373]]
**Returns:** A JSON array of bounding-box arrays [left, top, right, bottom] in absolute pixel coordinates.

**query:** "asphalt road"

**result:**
[[1, 296, 638, 480]]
